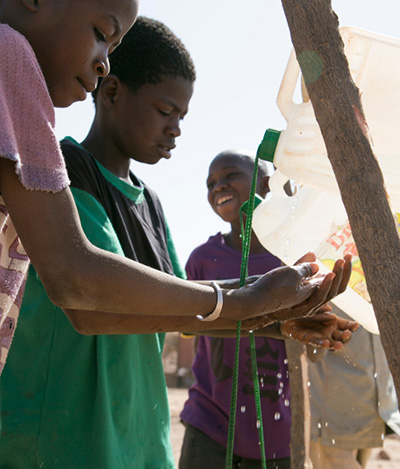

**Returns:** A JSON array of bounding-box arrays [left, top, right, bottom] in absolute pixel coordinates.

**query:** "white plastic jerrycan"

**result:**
[[252, 169, 380, 334], [270, 26, 400, 212]]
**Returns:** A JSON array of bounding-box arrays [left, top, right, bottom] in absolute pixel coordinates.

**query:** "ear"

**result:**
[[97, 75, 121, 109], [21, 0, 40, 13], [257, 175, 270, 198]]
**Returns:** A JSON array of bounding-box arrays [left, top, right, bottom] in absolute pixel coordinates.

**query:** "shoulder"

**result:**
[[141, 180, 162, 204], [139, 178, 166, 214], [185, 233, 223, 272], [61, 138, 94, 173], [0, 25, 43, 78], [61, 138, 89, 161], [0, 24, 29, 50], [189, 233, 223, 257], [60, 138, 102, 192]]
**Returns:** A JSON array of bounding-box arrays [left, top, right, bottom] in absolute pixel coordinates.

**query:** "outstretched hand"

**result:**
[[262, 253, 352, 322], [241, 260, 320, 321], [280, 309, 359, 350], [233, 251, 352, 323]]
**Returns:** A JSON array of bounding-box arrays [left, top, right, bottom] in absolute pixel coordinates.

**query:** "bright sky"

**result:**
[[55, 0, 400, 266]]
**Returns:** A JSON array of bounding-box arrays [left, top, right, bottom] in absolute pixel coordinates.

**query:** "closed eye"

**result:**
[[94, 27, 107, 42]]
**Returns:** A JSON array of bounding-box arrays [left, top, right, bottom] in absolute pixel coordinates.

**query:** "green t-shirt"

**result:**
[[0, 140, 181, 468]]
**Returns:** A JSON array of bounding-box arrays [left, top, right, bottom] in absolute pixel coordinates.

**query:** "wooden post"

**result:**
[[285, 341, 313, 468], [281, 0, 400, 398]]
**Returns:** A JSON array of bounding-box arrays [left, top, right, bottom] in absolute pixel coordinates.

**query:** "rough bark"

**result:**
[[285, 341, 313, 469], [280, 0, 400, 399]]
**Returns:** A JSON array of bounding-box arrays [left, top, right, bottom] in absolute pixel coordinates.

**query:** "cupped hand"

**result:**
[[280, 310, 359, 350], [241, 261, 321, 320], [264, 254, 352, 322]]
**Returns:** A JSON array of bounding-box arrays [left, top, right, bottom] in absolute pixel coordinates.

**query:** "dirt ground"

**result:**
[[167, 387, 400, 469]]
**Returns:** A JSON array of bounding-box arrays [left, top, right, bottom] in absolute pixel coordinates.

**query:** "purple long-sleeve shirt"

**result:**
[[180, 233, 291, 460]]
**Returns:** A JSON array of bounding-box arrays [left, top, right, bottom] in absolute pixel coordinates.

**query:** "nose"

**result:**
[[213, 179, 228, 192], [167, 118, 181, 138], [95, 56, 110, 78]]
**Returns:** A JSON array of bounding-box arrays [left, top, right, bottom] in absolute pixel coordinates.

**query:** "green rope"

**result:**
[[225, 129, 281, 468], [225, 151, 267, 469]]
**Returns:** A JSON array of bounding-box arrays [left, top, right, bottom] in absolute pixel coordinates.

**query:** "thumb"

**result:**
[[294, 252, 317, 265], [295, 262, 319, 280]]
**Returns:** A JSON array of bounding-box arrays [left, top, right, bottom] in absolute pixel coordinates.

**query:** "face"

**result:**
[[108, 76, 194, 165], [207, 154, 268, 225], [27, 0, 138, 107]]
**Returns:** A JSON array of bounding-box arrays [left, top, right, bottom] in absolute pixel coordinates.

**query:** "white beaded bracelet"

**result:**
[[196, 281, 223, 322]]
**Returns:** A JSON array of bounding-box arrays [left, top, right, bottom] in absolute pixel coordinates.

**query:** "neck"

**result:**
[[81, 121, 131, 182]]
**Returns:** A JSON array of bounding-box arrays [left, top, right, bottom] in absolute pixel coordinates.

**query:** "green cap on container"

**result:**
[[256, 128, 281, 162], [240, 193, 264, 217]]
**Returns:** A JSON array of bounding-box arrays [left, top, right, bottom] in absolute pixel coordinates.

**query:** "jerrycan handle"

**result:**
[[277, 48, 300, 122], [268, 170, 297, 198]]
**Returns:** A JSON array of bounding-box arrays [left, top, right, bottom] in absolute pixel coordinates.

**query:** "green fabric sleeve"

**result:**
[[70, 187, 125, 255], [165, 219, 186, 279]]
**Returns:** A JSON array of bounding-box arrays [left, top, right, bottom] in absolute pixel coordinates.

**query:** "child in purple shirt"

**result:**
[[180, 150, 292, 468]]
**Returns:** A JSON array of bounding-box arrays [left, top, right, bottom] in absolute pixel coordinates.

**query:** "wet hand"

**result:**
[[264, 254, 352, 322], [280, 309, 359, 350]]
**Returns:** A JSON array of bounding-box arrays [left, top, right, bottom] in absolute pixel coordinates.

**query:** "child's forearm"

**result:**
[[63, 309, 240, 335]]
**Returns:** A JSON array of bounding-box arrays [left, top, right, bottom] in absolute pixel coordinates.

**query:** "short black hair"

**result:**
[[93, 16, 196, 102], [212, 150, 273, 179]]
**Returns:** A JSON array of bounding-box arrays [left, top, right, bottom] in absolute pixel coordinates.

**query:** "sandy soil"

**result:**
[[168, 387, 400, 469]]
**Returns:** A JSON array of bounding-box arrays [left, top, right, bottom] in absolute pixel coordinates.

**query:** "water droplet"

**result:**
[[278, 388, 283, 395], [277, 373, 282, 379], [313, 348, 317, 354], [284, 359, 288, 365], [381, 433, 385, 440], [374, 372, 378, 379], [317, 422, 322, 429], [256, 420, 261, 428], [332, 439, 335, 445], [274, 412, 281, 420], [307, 381, 311, 387], [241, 406, 246, 413], [153, 404, 158, 410], [280, 382, 284, 388], [325, 422, 329, 427], [284, 399, 290, 407]]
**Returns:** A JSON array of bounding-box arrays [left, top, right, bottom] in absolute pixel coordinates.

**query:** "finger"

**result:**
[[306, 336, 331, 349], [336, 317, 359, 332], [314, 303, 333, 315], [329, 341, 345, 351], [296, 262, 319, 279], [337, 254, 353, 295], [302, 273, 336, 313], [302, 311, 334, 324], [331, 329, 352, 342], [326, 259, 344, 301], [294, 252, 316, 265]]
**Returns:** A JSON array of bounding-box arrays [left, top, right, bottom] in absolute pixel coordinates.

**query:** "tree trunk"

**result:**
[[280, 0, 400, 398], [285, 341, 313, 469]]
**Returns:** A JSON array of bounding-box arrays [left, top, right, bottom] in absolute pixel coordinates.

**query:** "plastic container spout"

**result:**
[[257, 128, 282, 163]]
